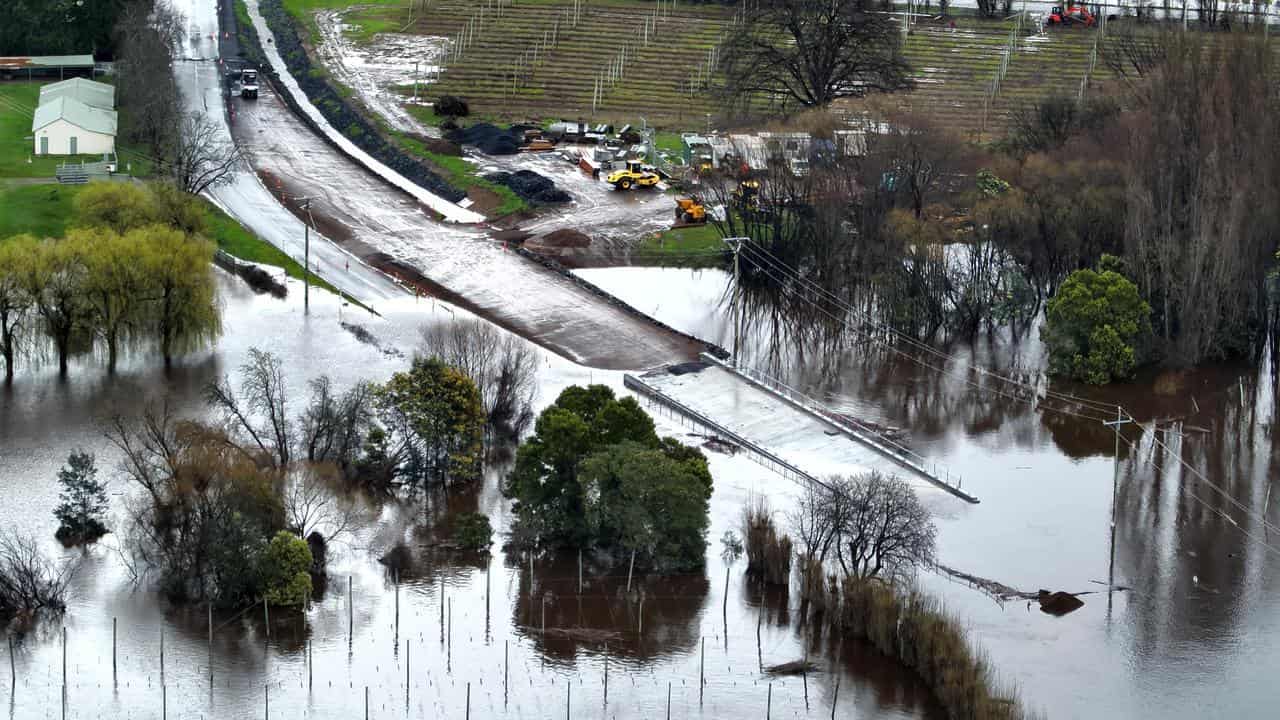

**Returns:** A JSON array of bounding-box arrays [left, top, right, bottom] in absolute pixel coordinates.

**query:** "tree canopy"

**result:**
[[720, 0, 911, 110], [504, 385, 713, 569], [1043, 263, 1150, 384]]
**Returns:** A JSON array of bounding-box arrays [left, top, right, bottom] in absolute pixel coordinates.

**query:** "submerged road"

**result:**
[[171, 0, 402, 303], [195, 0, 705, 369]]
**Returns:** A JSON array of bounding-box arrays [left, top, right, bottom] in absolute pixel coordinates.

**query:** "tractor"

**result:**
[[606, 160, 661, 190], [1046, 4, 1097, 27], [674, 197, 707, 225]]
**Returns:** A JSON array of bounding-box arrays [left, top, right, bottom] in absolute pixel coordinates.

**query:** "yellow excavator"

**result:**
[[606, 160, 661, 190], [674, 197, 707, 225]]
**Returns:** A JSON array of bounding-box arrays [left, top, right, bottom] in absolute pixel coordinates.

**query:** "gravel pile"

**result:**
[[483, 170, 570, 204]]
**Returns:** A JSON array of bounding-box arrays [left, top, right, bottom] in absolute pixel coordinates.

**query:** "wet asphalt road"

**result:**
[[221, 6, 703, 369], [173, 0, 403, 303]]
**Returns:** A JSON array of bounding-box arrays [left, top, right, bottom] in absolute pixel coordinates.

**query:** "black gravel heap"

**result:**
[[447, 123, 524, 155], [482, 170, 570, 204], [255, 0, 466, 203]]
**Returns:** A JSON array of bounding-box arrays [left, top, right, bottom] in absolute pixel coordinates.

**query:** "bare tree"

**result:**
[[298, 376, 376, 475], [720, 0, 911, 111], [0, 533, 76, 615], [166, 112, 245, 196], [113, 0, 184, 160], [204, 348, 292, 467], [419, 319, 539, 438], [283, 463, 358, 544], [792, 472, 935, 582]]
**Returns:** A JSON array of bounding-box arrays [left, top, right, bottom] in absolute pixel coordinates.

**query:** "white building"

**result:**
[[31, 78, 117, 156]]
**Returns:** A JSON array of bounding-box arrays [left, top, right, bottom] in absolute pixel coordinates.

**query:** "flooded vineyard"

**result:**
[[578, 266, 1280, 718], [0, 272, 940, 720]]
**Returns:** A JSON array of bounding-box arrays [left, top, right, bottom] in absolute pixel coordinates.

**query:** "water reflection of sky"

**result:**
[[577, 266, 1280, 718]]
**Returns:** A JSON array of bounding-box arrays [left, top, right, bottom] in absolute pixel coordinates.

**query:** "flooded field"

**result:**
[[0, 272, 941, 720], [577, 266, 1280, 718]]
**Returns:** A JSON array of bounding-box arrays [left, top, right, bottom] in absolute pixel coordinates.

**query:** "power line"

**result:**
[[730, 241, 1114, 424], [736, 238, 1118, 413]]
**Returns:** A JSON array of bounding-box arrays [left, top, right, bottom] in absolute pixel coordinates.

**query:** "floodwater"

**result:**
[[0, 272, 942, 720], [577, 266, 1280, 718]]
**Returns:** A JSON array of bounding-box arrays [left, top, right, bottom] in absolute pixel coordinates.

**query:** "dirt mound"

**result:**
[[541, 228, 591, 248], [483, 170, 570, 204], [1037, 590, 1085, 616], [448, 123, 523, 154]]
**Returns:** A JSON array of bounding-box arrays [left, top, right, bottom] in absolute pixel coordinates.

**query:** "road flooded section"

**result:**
[[225, 72, 705, 370], [170, 0, 402, 304], [577, 266, 1280, 718], [0, 273, 941, 720]]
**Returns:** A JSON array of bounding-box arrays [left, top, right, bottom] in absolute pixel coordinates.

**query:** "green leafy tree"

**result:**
[[504, 385, 659, 547], [504, 384, 712, 568], [577, 441, 712, 571], [0, 238, 35, 383], [1043, 264, 1151, 384], [258, 532, 313, 607], [75, 227, 148, 372], [53, 450, 109, 545], [135, 226, 221, 366], [72, 182, 159, 234], [451, 512, 493, 553], [375, 357, 485, 487], [20, 237, 93, 376]]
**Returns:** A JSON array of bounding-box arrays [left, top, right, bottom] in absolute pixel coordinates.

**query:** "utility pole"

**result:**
[[1102, 405, 1132, 616], [725, 237, 747, 363], [302, 198, 312, 314]]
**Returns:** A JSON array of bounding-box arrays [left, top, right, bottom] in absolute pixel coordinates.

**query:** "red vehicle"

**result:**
[[1046, 3, 1097, 27]]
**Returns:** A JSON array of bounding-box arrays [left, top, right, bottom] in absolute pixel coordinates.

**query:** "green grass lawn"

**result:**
[[1, 81, 154, 179], [199, 198, 345, 296], [0, 182, 83, 238], [389, 127, 528, 217], [638, 221, 728, 268]]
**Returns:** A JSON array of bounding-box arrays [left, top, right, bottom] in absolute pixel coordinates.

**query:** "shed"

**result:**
[[39, 78, 115, 110], [0, 54, 96, 80], [32, 96, 117, 156]]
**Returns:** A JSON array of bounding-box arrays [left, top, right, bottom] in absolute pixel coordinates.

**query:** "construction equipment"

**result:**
[[1046, 4, 1096, 27], [240, 68, 259, 99], [732, 179, 762, 210], [606, 160, 661, 190], [674, 197, 707, 225]]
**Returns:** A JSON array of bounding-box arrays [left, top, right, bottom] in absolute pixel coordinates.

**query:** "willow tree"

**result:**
[[75, 227, 149, 372], [136, 226, 221, 366], [0, 238, 35, 383], [21, 238, 92, 376]]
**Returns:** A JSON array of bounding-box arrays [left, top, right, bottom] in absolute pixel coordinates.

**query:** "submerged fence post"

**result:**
[[699, 636, 705, 704], [208, 604, 214, 686], [348, 576, 354, 640], [766, 682, 772, 720], [831, 678, 840, 720], [465, 682, 471, 720], [111, 618, 116, 678], [603, 643, 609, 703], [8, 634, 14, 688]]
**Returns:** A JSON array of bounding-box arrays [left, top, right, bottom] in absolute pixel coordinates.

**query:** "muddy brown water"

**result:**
[[577, 266, 1280, 718], [0, 271, 942, 720]]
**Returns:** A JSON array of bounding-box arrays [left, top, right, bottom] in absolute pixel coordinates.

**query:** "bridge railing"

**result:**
[[699, 353, 979, 504]]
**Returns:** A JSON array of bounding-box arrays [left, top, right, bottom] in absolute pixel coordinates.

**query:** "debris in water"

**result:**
[[765, 660, 819, 676]]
